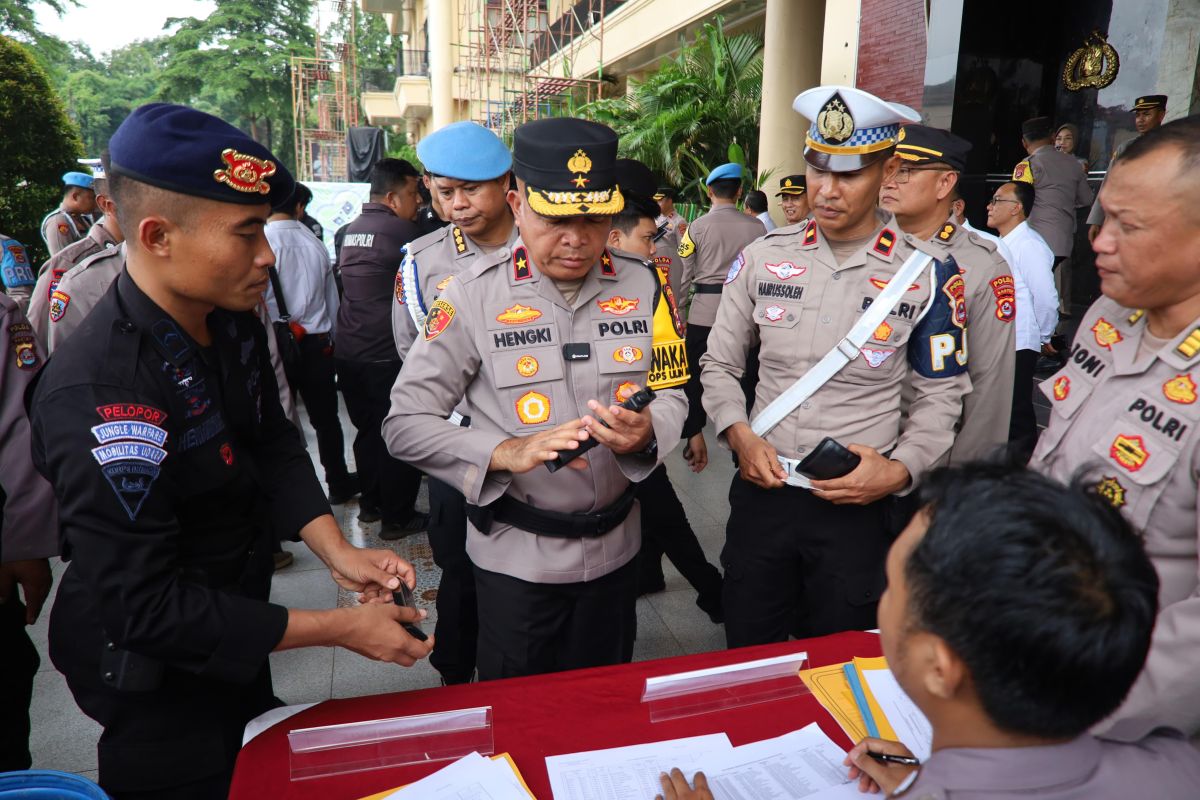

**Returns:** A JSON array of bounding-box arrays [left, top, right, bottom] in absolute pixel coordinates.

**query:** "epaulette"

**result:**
[[458, 243, 516, 285], [960, 227, 999, 255], [62, 243, 123, 281], [406, 224, 452, 257]]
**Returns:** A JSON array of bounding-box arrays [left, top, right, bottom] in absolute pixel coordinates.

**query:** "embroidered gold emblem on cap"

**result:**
[[213, 148, 276, 194], [816, 94, 855, 144]]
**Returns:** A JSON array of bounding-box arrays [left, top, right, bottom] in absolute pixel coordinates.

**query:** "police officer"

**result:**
[[881, 124, 1016, 462], [677, 162, 766, 437], [1087, 95, 1168, 243], [41, 171, 97, 256], [775, 175, 810, 225], [392, 121, 517, 684], [701, 86, 972, 646], [383, 118, 689, 679], [28, 104, 432, 798], [0, 295, 56, 772], [1011, 116, 1093, 268], [29, 164, 123, 345], [1031, 115, 1200, 743], [45, 242, 124, 353], [0, 234, 36, 315], [335, 158, 429, 537], [650, 187, 684, 300]]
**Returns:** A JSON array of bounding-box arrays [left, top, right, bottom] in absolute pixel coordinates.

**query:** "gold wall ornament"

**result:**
[[1063, 30, 1120, 91]]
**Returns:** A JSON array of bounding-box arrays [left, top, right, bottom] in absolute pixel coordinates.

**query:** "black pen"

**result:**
[[867, 751, 921, 767]]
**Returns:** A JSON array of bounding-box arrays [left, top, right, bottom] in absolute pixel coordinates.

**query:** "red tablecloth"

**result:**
[[230, 632, 882, 799]]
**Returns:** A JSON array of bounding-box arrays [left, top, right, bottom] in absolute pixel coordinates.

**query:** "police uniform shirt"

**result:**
[[383, 243, 689, 584], [335, 203, 423, 363], [46, 243, 125, 353], [924, 220, 1017, 464], [1011, 145, 1094, 258], [1, 234, 36, 315], [0, 294, 57, 563], [40, 206, 90, 256], [891, 732, 1200, 800], [28, 269, 329, 785], [391, 223, 519, 360], [1086, 136, 1136, 228], [28, 222, 119, 346], [700, 212, 971, 483], [677, 205, 766, 327], [653, 223, 683, 300], [1032, 297, 1200, 741]]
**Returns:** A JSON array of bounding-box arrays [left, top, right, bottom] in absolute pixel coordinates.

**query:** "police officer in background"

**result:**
[[701, 86, 972, 646], [776, 175, 810, 225], [335, 158, 429, 537], [41, 171, 97, 256], [1012, 116, 1093, 268], [1087, 95, 1168, 243], [881, 125, 1016, 462], [677, 162, 766, 440], [392, 121, 517, 684], [384, 118, 689, 679], [29, 104, 432, 798], [45, 239, 125, 353], [0, 233, 36, 314], [1032, 115, 1200, 743], [649, 187, 684, 300], [0, 295, 56, 772]]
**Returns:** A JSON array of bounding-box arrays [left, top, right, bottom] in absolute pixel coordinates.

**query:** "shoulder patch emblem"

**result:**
[[764, 261, 806, 281], [597, 295, 639, 316], [516, 355, 539, 377], [861, 347, 896, 368], [496, 304, 543, 325], [1110, 434, 1148, 471], [677, 229, 695, 259], [600, 250, 616, 276], [1096, 476, 1127, 509], [424, 298, 456, 341], [936, 222, 957, 242], [803, 220, 818, 247], [100, 461, 162, 521], [990, 275, 1016, 322], [873, 228, 896, 257], [96, 403, 168, 425], [48, 289, 71, 322], [512, 247, 533, 281], [1053, 375, 1070, 401], [1091, 318, 1123, 350], [943, 274, 967, 329], [57, 223, 69, 236], [515, 390, 551, 425], [1163, 374, 1197, 405], [725, 253, 746, 284]]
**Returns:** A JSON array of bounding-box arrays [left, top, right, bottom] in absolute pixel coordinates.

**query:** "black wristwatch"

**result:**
[[637, 435, 659, 459]]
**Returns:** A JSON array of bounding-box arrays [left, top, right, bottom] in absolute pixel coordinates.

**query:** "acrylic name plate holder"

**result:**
[[641, 651, 810, 722]]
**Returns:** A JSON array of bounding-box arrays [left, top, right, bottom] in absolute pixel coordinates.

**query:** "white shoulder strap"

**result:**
[[749, 250, 934, 438], [401, 247, 426, 328]]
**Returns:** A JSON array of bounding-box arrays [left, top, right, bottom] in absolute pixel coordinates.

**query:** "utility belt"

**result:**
[[693, 283, 724, 295], [465, 483, 636, 538]]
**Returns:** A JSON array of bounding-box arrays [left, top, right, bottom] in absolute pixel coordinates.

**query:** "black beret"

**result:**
[[109, 103, 294, 208], [895, 124, 972, 171], [513, 117, 623, 216], [775, 174, 807, 196], [1021, 116, 1053, 141]]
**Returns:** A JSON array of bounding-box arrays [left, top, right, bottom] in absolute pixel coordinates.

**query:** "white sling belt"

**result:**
[[748, 251, 935, 488]]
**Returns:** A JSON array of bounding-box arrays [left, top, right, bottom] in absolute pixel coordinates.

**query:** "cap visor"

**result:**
[[804, 148, 893, 172]]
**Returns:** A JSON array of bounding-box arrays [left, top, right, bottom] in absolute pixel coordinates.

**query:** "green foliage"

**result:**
[[580, 17, 763, 205], [58, 37, 167, 155], [386, 139, 423, 173], [0, 34, 83, 263]]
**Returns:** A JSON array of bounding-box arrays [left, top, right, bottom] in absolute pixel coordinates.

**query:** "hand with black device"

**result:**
[[809, 443, 911, 505], [547, 386, 656, 472]]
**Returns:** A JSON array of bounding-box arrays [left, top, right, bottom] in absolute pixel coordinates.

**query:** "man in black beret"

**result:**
[[28, 103, 432, 799]]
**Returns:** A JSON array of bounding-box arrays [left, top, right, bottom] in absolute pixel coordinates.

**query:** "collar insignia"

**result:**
[[512, 247, 532, 281], [802, 219, 818, 247], [1092, 318, 1123, 350], [936, 222, 957, 242], [600, 250, 616, 276], [873, 228, 896, 257]]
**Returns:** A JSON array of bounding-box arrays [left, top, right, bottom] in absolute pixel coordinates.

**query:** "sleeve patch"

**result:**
[[990, 275, 1016, 322], [13, 334, 38, 369], [725, 253, 746, 284], [100, 461, 162, 521], [1, 240, 35, 288], [1012, 160, 1033, 184], [48, 290, 71, 322], [677, 228, 695, 259], [424, 298, 456, 340]]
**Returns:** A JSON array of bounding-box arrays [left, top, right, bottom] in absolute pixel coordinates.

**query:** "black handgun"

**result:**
[[546, 387, 657, 472]]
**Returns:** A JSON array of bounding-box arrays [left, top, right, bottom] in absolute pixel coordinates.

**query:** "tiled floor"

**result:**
[[26, 402, 733, 780]]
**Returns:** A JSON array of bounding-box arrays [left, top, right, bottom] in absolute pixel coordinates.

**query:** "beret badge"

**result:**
[[213, 148, 277, 195]]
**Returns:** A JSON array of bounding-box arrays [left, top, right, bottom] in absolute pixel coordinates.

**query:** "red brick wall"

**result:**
[[855, 0, 927, 110]]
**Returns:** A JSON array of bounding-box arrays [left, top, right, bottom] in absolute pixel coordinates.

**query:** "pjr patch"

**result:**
[[1163, 374, 1198, 405], [1110, 434, 1148, 471], [515, 390, 551, 425], [48, 290, 71, 322], [990, 275, 1016, 322], [764, 261, 805, 281], [597, 296, 640, 316], [1052, 375, 1070, 401], [424, 299, 456, 341], [860, 347, 895, 368], [496, 304, 542, 325], [1092, 318, 1123, 350], [1096, 476, 1127, 509]]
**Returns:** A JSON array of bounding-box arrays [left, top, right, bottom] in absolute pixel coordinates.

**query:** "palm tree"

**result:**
[[581, 17, 763, 204]]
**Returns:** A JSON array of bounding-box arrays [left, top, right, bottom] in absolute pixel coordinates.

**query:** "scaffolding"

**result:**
[[457, 0, 612, 139], [291, 0, 360, 182]]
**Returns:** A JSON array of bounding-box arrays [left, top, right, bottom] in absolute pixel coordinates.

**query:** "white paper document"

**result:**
[[861, 668, 933, 761], [701, 723, 855, 800], [545, 733, 733, 800], [384, 751, 528, 800]]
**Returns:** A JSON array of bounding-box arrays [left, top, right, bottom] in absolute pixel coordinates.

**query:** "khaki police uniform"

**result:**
[[1012, 145, 1093, 260], [383, 242, 689, 678], [28, 222, 119, 346], [701, 212, 972, 644], [1086, 136, 1134, 229], [46, 243, 125, 354], [40, 206, 90, 256], [1032, 297, 1200, 741]]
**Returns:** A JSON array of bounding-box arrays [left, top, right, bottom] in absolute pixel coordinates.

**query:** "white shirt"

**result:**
[[264, 220, 340, 336], [1001, 220, 1058, 352], [756, 211, 777, 232]]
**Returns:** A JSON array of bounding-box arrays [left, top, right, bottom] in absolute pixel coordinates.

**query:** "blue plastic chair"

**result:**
[[0, 770, 110, 798]]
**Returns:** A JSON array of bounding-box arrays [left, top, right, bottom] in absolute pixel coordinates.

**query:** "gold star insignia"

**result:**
[[572, 175, 589, 188], [516, 257, 527, 271]]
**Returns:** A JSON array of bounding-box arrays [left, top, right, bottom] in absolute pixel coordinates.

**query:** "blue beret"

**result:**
[[62, 171, 94, 189], [109, 103, 294, 207], [417, 122, 512, 181], [705, 162, 743, 185]]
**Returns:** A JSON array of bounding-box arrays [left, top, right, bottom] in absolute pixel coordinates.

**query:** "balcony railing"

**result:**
[[396, 48, 429, 77]]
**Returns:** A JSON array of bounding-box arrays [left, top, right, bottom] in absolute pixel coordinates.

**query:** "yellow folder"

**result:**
[[356, 752, 537, 800], [799, 657, 898, 743]]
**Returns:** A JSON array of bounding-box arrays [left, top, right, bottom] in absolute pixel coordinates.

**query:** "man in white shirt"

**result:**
[[742, 189, 776, 231], [265, 186, 358, 504], [986, 180, 1058, 459]]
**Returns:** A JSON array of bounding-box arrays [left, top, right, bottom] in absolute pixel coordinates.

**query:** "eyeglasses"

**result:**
[[894, 165, 952, 184], [987, 197, 1019, 206]]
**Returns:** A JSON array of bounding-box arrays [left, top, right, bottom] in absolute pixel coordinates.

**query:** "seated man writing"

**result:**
[[658, 462, 1200, 800]]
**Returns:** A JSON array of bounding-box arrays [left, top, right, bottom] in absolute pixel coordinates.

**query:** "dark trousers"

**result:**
[[294, 334, 349, 486], [427, 477, 477, 683], [1009, 348, 1040, 464], [635, 465, 722, 611], [683, 323, 712, 436], [0, 597, 38, 772], [335, 358, 421, 523], [473, 558, 637, 680], [722, 476, 896, 647]]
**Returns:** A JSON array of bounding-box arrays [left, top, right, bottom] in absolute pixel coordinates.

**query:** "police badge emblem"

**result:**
[[816, 93, 856, 144]]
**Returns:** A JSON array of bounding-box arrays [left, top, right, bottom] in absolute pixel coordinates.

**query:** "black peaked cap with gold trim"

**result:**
[[109, 102, 294, 208], [513, 117, 624, 217], [776, 175, 806, 196], [1132, 94, 1167, 111], [895, 124, 971, 171]]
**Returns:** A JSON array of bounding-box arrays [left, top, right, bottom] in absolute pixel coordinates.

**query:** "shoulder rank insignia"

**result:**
[[873, 228, 896, 257], [1092, 318, 1123, 350], [1096, 476, 1126, 509], [677, 229, 695, 259], [512, 247, 532, 281], [600, 250, 616, 276], [1127, 309, 1145, 325], [452, 226, 468, 254], [1163, 374, 1198, 405], [1177, 327, 1200, 359], [936, 222, 957, 242], [212, 148, 276, 195], [803, 219, 818, 247]]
